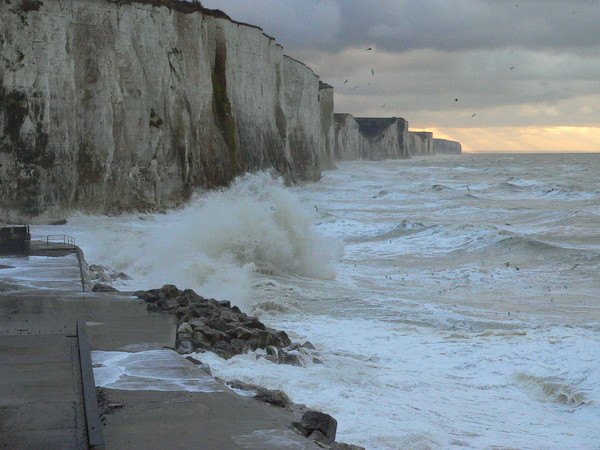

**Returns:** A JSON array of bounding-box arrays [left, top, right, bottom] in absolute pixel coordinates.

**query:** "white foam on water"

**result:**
[[33, 172, 342, 309], [32, 154, 600, 449], [91, 350, 224, 392], [0, 254, 82, 290]]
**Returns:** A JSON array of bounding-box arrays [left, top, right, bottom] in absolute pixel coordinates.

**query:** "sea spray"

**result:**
[[38, 172, 342, 308]]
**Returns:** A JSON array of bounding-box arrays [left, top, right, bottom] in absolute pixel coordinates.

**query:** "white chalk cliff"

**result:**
[[334, 113, 461, 161], [0, 0, 334, 219]]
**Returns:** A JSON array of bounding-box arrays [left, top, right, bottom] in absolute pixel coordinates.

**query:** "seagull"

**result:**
[[367, 47, 372, 51], [371, 68, 375, 76], [510, 66, 515, 70], [381, 103, 387, 108], [472, 113, 477, 117], [454, 98, 459, 102], [344, 79, 348, 84]]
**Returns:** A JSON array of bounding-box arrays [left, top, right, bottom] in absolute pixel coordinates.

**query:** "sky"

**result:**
[[201, 0, 600, 153]]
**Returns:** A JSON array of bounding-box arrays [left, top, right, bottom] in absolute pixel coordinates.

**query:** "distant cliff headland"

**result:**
[[0, 0, 460, 221]]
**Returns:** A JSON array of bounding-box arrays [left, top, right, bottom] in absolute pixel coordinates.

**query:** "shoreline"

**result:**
[[0, 247, 364, 449]]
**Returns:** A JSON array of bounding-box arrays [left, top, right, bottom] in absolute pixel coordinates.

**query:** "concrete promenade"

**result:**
[[0, 250, 318, 449]]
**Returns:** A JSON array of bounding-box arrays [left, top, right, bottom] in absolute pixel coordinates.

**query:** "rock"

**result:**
[[220, 310, 239, 322], [302, 341, 316, 350], [177, 322, 193, 334], [331, 443, 365, 450], [300, 411, 337, 443], [243, 316, 266, 330], [92, 283, 119, 292], [266, 329, 292, 348], [185, 356, 203, 365], [159, 284, 180, 299], [230, 339, 251, 355], [254, 388, 292, 408], [139, 289, 161, 302], [212, 341, 234, 359], [227, 379, 260, 391], [277, 349, 303, 366], [226, 325, 257, 341], [201, 328, 229, 345], [188, 318, 209, 330], [246, 338, 261, 351], [177, 296, 191, 307], [207, 318, 228, 333], [181, 291, 201, 305], [308, 430, 329, 443], [176, 340, 194, 354], [115, 272, 132, 280], [48, 219, 68, 225], [231, 306, 241, 314], [218, 300, 231, 308], [191, 339, 211, 352], [156, 298, 178, 311]]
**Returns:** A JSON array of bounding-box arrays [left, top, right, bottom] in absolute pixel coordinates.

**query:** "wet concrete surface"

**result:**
[[0, 252, 317, 449]]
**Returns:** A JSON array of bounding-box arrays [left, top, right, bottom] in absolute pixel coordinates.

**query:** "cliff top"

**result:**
[[355, 117, 405, 137], [106, 0, 269, 32]]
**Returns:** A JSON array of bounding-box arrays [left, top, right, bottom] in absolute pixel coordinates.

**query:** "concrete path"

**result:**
[[0, 334, 87, 449], [0, 252, 318, 449]]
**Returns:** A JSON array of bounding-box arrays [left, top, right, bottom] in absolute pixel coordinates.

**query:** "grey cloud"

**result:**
[[204, 0, 600, 54], [200, 0, 600, 129]]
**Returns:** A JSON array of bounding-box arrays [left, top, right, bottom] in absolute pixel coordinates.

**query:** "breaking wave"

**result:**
[[62, 172, 342, 308], [515, 373, 591, 406]]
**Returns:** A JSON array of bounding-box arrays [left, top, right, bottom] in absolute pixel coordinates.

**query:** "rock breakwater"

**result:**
[[135, 284, 321, 365]]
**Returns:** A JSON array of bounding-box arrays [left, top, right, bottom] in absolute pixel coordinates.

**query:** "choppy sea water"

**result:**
[[32, 153, 600, 449]]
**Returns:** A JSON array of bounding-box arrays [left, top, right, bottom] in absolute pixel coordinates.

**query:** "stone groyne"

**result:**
[[0, 0, 334, 220]]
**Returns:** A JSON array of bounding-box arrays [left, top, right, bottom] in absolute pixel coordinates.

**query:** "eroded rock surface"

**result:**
[[0, 0, 334, 221]]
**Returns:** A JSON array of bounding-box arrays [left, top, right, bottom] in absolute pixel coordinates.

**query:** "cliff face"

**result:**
[[333, 113, 360, 161], [333, 114, 409, 161], [0, 0, 333, 219], [408, 131, 434, 156], [434, 138, 462, 154]]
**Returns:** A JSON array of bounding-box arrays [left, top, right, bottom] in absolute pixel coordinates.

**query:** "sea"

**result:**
[[32, 153, 600, 449]]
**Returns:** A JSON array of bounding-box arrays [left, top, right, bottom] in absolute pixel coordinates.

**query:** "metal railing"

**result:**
[[41, 235, 76, 247]]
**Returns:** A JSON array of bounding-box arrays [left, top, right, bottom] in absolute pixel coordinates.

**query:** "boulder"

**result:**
[[220, 310, 239, 322], [159, 284, 180, 299], [243, 316, 266, 330], [277, 349, 303, 367], [230, 339, 250, 355], [176, 340, 194, 354], [227, 379, 260, 391], [212, 341, 234, 359], [266, 329, 292, 347], [156, 298, 178, 311], [331, 444, 365, 450], [138, 289, 161, 302], [298, 411, 337, 443], [177, 322, 193, 335], [92, 283, 119, 292], [218, 300, 231, 308], [254, 388, 293, 408]]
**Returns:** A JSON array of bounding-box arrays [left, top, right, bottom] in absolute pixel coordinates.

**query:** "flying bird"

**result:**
[[381, 103, 387, 108], [472, 113, 477, 117], [344, 79, 349, 84], [454, 98, 459, 102], [371, 68, 375, 76], [367, 47, 372, 51], [510, 66, 515, 70]]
